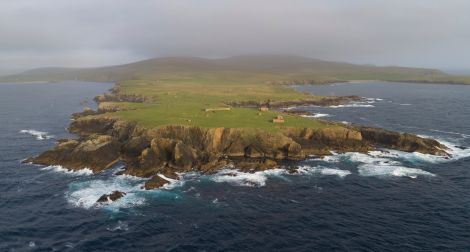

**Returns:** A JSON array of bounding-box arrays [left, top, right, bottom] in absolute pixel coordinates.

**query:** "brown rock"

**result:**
[[144, 175, 171, 190]]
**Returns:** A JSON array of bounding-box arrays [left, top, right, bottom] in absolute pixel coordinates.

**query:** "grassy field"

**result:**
[[4, 55, 469, 130], [108, 72, 330, 130]]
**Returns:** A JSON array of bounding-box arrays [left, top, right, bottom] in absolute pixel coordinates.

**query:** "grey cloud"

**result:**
[[1, 0, 469, 72]]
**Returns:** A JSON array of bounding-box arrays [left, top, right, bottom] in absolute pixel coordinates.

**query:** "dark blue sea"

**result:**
[[1, 81, 469, 251]]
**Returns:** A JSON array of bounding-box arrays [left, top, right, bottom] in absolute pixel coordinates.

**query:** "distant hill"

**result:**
[[1, 55, 469, 84]]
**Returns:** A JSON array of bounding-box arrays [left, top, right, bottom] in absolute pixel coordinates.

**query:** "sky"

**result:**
[[1, 0, 469, 74]]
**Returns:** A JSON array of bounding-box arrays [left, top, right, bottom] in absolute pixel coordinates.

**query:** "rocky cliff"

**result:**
[[27, 115, 449, 189]]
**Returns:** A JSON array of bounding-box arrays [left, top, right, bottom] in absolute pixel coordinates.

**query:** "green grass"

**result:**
[[6, 55, 468, 130], [108, 74, 330, 130]]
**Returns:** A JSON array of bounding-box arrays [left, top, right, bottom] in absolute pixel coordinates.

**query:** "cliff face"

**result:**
[[27, 116, 449, 189]]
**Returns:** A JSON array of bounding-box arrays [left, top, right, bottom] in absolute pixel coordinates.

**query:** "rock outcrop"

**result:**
[[26, 114, 450, 190], [97, 191, 126, 203], [144, 175, 171, 190], [228, 96, 362, 108], [27, 134, 121, 172]]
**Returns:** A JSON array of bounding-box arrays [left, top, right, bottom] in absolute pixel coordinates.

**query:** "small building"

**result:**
[[259, 106, 269, 112], [272, 115, 285, 123]]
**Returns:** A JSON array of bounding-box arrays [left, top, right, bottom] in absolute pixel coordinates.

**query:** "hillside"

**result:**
[[2, 55, 470, 84]]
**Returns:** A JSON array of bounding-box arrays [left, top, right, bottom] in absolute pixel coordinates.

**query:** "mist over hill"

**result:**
[[1, 55, 468, 84]]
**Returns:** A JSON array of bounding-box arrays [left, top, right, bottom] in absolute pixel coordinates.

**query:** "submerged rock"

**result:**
[[97, 191, 126, 203]]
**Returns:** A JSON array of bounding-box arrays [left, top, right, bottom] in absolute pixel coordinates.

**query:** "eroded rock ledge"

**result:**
[[228, 96, 362, 108], [26, 116, 449, 190]]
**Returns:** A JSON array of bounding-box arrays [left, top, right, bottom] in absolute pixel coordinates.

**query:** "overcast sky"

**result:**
[[1, 0, 469, 74]]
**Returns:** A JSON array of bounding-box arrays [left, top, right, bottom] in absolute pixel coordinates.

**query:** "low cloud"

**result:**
[[1, 0, 469, 72]]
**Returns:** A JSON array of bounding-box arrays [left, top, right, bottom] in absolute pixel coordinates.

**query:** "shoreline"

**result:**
[[26, 82, 451, 194]]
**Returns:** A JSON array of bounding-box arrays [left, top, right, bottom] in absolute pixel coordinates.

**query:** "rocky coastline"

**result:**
[[27, 106, 450, 194]]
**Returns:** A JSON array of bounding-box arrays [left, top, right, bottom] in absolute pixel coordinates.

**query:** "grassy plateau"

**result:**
[[3, 55, 469, 130]]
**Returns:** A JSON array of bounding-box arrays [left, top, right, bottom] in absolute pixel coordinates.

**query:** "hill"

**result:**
[[2, 55, 469, 84]]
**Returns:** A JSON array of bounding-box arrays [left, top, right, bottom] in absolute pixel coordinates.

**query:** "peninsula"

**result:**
[[21, 56, 455, 193]]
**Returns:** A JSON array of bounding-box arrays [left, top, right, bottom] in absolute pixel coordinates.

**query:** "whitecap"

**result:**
[[329, 103, 375, 108], [399, 103, 412, 106], [19, 129, 54, 140], [41, 165, 93, 176], [358, 163, 435, 178], [332, 151, 435, 178], [301, 113, 331, 118], [66, 176, 146, 210], [296, 165, 351, 178], [158, 174, 185, 189], [210, 168, 285, 187]]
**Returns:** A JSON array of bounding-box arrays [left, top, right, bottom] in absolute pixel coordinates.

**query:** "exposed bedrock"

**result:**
[[228, 95, 362, 108], [27, 116, 449, 189], [97, 191, 126, 203]]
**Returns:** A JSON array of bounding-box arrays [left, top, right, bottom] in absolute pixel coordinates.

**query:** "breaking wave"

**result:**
[[210, 168, 286, 187], [210, 165, 351, 187], [65, 175, 146, 210], [296, 166, 351, 178], [19, 129, 54, 140], [330, 103, 375, 108], [357, 164, 435, 178], [316, 152, 435, 179], [301, 113, 331, 118], [40, 165, 93, 176], [379, 140, 470, 164]]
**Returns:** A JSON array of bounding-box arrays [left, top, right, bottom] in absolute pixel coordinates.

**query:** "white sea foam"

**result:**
[[399, 103, 412, 106], [158, 174, 185, 189], [19, 129, 54, 140], [329, 103, 375, 108], [41, 165, 93, 176], [210, 168, 286, 187], [381, 142, 470, 164], [358, 164, 435, 178], [321, 151, 435, 179], [66, 176, 146, 210], [301, 113, 331, 118], [297, 165, 351, 178]]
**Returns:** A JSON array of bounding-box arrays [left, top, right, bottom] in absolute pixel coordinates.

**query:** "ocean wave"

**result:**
[[66, 176, 146, 210], [317, 152, 435, 179], [297, 166, 351, 178], [41, 165, 93, 176], [358, 164, 435, 178], [329, 97, 383, 108], [158, 174, 186, 189], [301, 113, 331, 118], [210, 168, 286, 187], [380, 140, 470, 164], [19, 129, 54, 140], [329, 103, 375, 108]]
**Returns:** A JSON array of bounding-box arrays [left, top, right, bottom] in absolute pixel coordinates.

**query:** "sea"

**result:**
[[0, 81, 469, 251]]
